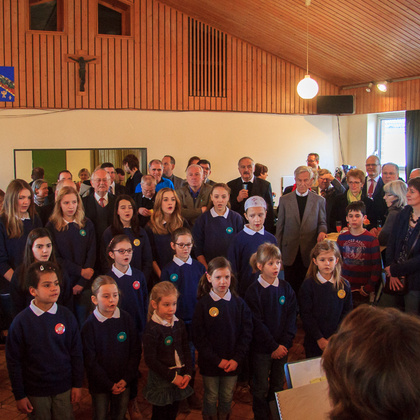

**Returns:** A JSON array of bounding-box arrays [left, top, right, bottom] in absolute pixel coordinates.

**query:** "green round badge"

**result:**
[[79, 229, 86, 237], [226, 227, 233, 234], [170, 274, 178, 282], [164, 336, 173, 346], [279, 296, 286, 305], [117, 332, 127, 342]]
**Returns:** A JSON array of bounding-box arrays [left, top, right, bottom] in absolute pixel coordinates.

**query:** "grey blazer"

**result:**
[[176, 183, 212, 226], [276, 191, 327, 267]]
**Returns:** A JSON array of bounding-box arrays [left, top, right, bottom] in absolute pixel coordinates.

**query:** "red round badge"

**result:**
[[133, 281, 140, 290], [55, 323, 65, 334]]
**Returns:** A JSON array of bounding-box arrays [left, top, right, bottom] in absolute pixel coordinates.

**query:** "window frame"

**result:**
[[28, 0, 65, 33], [97, 0, 133, 37]]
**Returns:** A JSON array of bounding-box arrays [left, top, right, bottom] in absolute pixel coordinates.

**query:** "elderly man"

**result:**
[[410, 168, 420, 179], [135, 159, 174, 193], [162, 155, 183, 189], [176, 164, 212, 226], [82, 168, 116, 271], [134, 175, 157, 227], [381, 162, 400, 184], [227, 156, 275, 233], [276, 166, 327, 295], [101, 162, 126, 196]]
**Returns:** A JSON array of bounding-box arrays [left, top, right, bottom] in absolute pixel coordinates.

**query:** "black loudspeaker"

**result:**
[[316, 95, 355, 115]]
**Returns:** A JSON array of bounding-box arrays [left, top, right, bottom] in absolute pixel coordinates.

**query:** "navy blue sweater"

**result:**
[[193, 210, 244, 262], [81, 309, 141, 393], [145, 228, 173, 270], [227, 229, 277, 296], [46, 219, 96, 288], [299, 276, 352, 353], [245, 279, 297, 353], [6, 304, 83, 400], [160, 259, 206, 323], [192, 293, 253, 376], [107, 267, 149, 339]]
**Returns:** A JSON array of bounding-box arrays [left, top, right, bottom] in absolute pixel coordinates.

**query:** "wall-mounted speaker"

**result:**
[[316, 95, 355, 115]]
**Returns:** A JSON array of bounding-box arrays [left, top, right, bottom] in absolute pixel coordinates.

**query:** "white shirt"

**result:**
[[296, 189, 309, 197], [30, 300, 58, 316], [241, 176, 255, 184], [316, 271, 334, 284], [244, 225, 265, 236], [210, 207, 229, 219], [257, 274, 279, 288], [94, 192, 109, 206], [112, 264, 132, 278], [210, 289, 232, 301], [173, 255, 192, 266], [93, 306, 120, 322]]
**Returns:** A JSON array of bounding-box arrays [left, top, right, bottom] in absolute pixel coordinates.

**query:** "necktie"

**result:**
[[321, 189, 327, 197], [368, 179, 374, 198], [99, 197, 105, 207]]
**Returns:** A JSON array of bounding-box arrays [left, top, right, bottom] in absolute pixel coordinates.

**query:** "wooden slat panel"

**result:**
[[88, 0, 96, 109], [32, 34, 41, 108], [47, 35, 54, 107]]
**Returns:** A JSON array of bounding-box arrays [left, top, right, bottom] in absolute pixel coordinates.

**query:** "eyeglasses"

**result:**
[[175, 243, 193, 249], [114, 248, 133, 255]]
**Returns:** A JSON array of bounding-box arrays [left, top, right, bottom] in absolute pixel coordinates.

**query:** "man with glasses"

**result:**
[[101, 162, 126, 196]]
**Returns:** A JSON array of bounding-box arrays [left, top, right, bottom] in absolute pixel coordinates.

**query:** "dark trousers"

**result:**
[[283, 250, 307, 297], [151, 401, 179, 420]]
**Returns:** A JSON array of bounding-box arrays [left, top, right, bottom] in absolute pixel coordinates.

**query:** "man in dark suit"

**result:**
[[122, 153, 143, 196], [276, 166, 328, 295], [162, 155, 183, 189], [227, 156, 275, 233], [101, 162, 126, 196], [82, 168, 116, 273]]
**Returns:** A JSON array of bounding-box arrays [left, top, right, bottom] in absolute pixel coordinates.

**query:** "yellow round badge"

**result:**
[[133, 239, 140, 247], [209, 307, 219, 317], [337, 289, 346, 299]]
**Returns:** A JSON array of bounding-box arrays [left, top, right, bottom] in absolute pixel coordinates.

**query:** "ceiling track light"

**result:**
[[297, 0, 319, 100], [376, 81, 388, 92]]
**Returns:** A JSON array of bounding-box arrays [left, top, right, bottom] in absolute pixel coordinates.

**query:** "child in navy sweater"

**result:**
[[228, 196, 277, 297], [6, 261, 83, 419], [299, 240, 352, 358], [82, 276, 140, 420], [143, 281, 193, 420], [193, 183, 244, 269], [245, 243, 297, 420], [160, 226, 206, 411], [193, 257, 253, 419]]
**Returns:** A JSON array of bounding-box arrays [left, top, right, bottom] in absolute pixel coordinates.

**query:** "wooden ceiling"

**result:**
[[157, 0, 420, 88]]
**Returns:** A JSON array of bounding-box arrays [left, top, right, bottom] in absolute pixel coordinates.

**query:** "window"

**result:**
[[98, 0, 132, 36], [29, 0, 63, 32], [377, 112, 406, 179]]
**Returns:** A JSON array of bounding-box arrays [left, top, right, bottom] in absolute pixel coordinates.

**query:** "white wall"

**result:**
[[0, 109, 368, 197]]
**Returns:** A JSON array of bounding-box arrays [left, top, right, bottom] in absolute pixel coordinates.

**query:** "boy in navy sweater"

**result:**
[[6, 261, 83, 419]]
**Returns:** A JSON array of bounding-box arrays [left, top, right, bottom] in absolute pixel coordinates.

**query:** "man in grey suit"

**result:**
[[276, 166, 328, 295], [176, 164, 212, 226]]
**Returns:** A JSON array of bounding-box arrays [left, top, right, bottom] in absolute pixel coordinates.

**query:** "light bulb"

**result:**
[[376, 82, 387, 92], [297, 75, 319, 99]]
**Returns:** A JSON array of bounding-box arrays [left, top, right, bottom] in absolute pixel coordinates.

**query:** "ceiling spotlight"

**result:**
[[366, 82, 373, 93], [376, 82, 388, 92]]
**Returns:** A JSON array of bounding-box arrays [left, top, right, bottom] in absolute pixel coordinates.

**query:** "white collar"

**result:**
[[210, 207, 229, 219], [368, 175, 380, 183], [94, 192, 109, 202], [316, 271, 334, 284], [64, 218, 75, 224], [30, 300, 58, 316], [241, 176, 255, 183], [296, 189, 309, 197], [93, 306, 120, 322], [17, 213, 30, 221], [112, 264, 132, 278], [173, 255, 192, 266], [210, 289, 232, 301], [244, 225, 265, 235], [258, 274, 279, 288], [152, 310, 178, 327]]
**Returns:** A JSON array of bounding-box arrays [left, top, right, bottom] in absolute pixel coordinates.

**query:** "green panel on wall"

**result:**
[[32, 150, 66, 186]]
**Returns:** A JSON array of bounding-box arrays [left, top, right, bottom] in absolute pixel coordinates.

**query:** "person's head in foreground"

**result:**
[[322, 305, 420, 420]]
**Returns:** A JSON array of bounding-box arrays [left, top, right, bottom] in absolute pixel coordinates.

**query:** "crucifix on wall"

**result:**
[[65, 51, 100, 93]]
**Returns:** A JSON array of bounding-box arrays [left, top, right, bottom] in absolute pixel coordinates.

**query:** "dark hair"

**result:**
[[111, 195, 140, 236], [322, 305, 420, 420], [31, 167, 44, 179], [106, 234, 132, 265], [254, 163, 268, 177], [26, 261, 61, 290], [198, 159, 211, 169], [19, 228, 56, 291], [115, 168, 124, 176], [345, 200, 366, 216], [308, 153, 320, 161], [186, 156, 200, 170], [101, 162, 115, 169], [57, 170, 72, 181], [197, 257, 237, 299], [163, 155, 175, 165], [408, 177, 420, 194], [122, 154, 139, 170]]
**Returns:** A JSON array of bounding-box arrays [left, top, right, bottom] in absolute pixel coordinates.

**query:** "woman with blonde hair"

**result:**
[[46, 185, 96, 324]]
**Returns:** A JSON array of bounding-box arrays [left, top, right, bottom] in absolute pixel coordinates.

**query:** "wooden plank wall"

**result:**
[[0, 0, 418, 114]]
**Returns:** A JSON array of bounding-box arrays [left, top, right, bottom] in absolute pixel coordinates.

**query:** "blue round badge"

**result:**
[[164, 336, 173, 346], [279, 296, 286, 305], [226, 227, 233, 234], [170, 274, 178, 282], [79, 229, 86, 237], [117, 332, 127, 342]]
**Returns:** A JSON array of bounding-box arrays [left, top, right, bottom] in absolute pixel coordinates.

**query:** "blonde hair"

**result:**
[[49, 186, 86, 231], [148, 281, 179, 320], [148, 188, 184, 235], [249, 243, 282, 272], [91, 275, 119, 297], [306, 240, 345, 290], [0, 179, 35, 238]]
